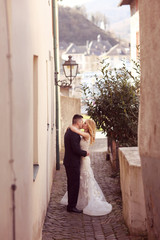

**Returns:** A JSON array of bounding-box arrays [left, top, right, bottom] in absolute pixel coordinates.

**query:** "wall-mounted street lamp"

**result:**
[[55, 55, 78, 87]]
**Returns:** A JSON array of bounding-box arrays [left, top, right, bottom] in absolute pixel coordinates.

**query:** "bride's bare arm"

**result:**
[[70, 125, 90, 140]]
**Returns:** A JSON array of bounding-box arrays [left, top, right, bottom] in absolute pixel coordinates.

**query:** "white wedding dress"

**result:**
[[61, 137, 112, 216]]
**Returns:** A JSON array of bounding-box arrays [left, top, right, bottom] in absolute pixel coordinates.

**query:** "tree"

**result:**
[[83, 59, 140, 147], [73, 5, 88, 18], [103, 14, 109, 31], [90, 12, 109, 30]]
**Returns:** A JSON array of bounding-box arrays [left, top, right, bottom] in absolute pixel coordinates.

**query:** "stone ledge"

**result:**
[[119, 147, 147, 236]]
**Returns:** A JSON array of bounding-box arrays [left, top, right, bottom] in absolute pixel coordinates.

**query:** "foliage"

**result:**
[[73, 6, 88, 19], [90, 11, 109, 30], [82, 59, 140, 146]]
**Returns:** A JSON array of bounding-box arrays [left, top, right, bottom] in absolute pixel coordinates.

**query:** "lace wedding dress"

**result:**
[[61, 137, 112, 216]]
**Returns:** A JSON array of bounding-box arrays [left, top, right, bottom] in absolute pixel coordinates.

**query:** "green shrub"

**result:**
[[83, 59, 140, 146]]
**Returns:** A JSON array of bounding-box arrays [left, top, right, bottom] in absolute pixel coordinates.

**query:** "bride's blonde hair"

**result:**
[[86, 119, 96, 144]]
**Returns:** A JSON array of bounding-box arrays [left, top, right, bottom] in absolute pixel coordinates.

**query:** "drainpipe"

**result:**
[[52, 0, 60, 170]]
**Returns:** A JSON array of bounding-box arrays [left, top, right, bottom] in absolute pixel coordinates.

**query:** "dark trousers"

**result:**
[[65, 165, 80, 209]]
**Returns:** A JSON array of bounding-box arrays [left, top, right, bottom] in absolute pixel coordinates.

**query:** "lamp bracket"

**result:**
[[55, 79, 72, 88]]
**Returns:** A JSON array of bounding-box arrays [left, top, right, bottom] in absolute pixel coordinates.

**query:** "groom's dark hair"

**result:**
[[72, 114, 83, 124]]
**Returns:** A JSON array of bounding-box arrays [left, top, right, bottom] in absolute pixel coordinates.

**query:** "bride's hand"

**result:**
[[70, 125, 90, 140]]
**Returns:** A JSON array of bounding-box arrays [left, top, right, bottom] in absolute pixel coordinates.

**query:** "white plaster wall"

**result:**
[[129, 0, 140, 63], [0, 1, 13, 239], [0, 0, 56, 239], [139, 1, 160, 239], [130, 10, 139, 61], [28, 1, 56, 239]]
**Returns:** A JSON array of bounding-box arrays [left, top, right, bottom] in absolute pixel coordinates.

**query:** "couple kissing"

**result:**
[[60, 114, 112, 216]]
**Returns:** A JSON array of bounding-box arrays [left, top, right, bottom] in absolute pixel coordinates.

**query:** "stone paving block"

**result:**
[[86, 238, 96, 240], [42, 138, 148, 240], [95, 236, 106, 240], [106, 234, 117, 240]]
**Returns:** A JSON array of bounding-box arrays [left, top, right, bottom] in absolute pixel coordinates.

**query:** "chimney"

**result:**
[[86, 40, 90, 55]]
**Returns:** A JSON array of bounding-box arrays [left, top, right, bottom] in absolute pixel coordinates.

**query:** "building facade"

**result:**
[[120, 0, 160, 239], [100, 41, 130, 69], [139, 1, 160, 239], [0, 0, 57, 239]]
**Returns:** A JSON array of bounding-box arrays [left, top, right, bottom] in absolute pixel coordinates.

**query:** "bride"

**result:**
[[61, 119, 112, 216]]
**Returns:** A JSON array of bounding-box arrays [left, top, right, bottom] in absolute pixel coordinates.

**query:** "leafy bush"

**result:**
[[83, 59, 140, 146]]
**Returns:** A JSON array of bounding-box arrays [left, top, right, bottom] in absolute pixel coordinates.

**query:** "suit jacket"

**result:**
[[63, 128, 87, 168]]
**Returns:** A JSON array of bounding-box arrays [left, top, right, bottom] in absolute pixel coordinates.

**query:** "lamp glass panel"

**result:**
[[64, 65, 71, 77], [63, 65, 78, 78], [71, 65, 78, 77]]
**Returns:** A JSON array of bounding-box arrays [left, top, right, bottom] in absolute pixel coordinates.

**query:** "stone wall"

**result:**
[[119, 147, 147, 236], [60, 95, 81, 160], [139, 1, 160, 239]]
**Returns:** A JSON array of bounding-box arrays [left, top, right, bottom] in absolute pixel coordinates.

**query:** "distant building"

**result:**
[[59, 41, 69, 51], [60, 35, 130, 104], [61, 35, 114, 73], [62, 35, 113, 57], [88, 35, 112, 56], [100, 41, 131, 69]]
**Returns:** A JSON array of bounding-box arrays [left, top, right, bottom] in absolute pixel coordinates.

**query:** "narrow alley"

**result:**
[[42, 136, 147, 240]]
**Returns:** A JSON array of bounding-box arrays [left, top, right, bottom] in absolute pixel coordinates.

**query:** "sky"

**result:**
[[58, 0, 93, 7], [58, 0, 130, 40], [58, 0, 130, 24], [58, 0, 122, 9]]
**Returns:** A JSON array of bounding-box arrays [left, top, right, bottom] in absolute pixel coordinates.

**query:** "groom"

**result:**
[[63, 114, 88, 213]]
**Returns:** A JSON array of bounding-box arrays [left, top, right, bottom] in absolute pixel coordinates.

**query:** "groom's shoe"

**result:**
[[67, 207, 83, 213]]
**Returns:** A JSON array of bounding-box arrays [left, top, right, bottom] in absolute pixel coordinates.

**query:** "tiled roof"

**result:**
[[59, 41, 69, 50], [105, 43, 130, 56], [64, 39, 113, 56], [89, 40, 112, 51], [65, 43, 87, 54]]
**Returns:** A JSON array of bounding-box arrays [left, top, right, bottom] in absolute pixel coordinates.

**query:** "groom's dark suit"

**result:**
[[64, 128, 87, 210]]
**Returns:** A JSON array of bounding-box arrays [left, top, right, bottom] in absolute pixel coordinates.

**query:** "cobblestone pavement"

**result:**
[[42, 138, 147, 240]]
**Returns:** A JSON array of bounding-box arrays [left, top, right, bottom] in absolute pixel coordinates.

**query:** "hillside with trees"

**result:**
[[58, 6, 118, 46]]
